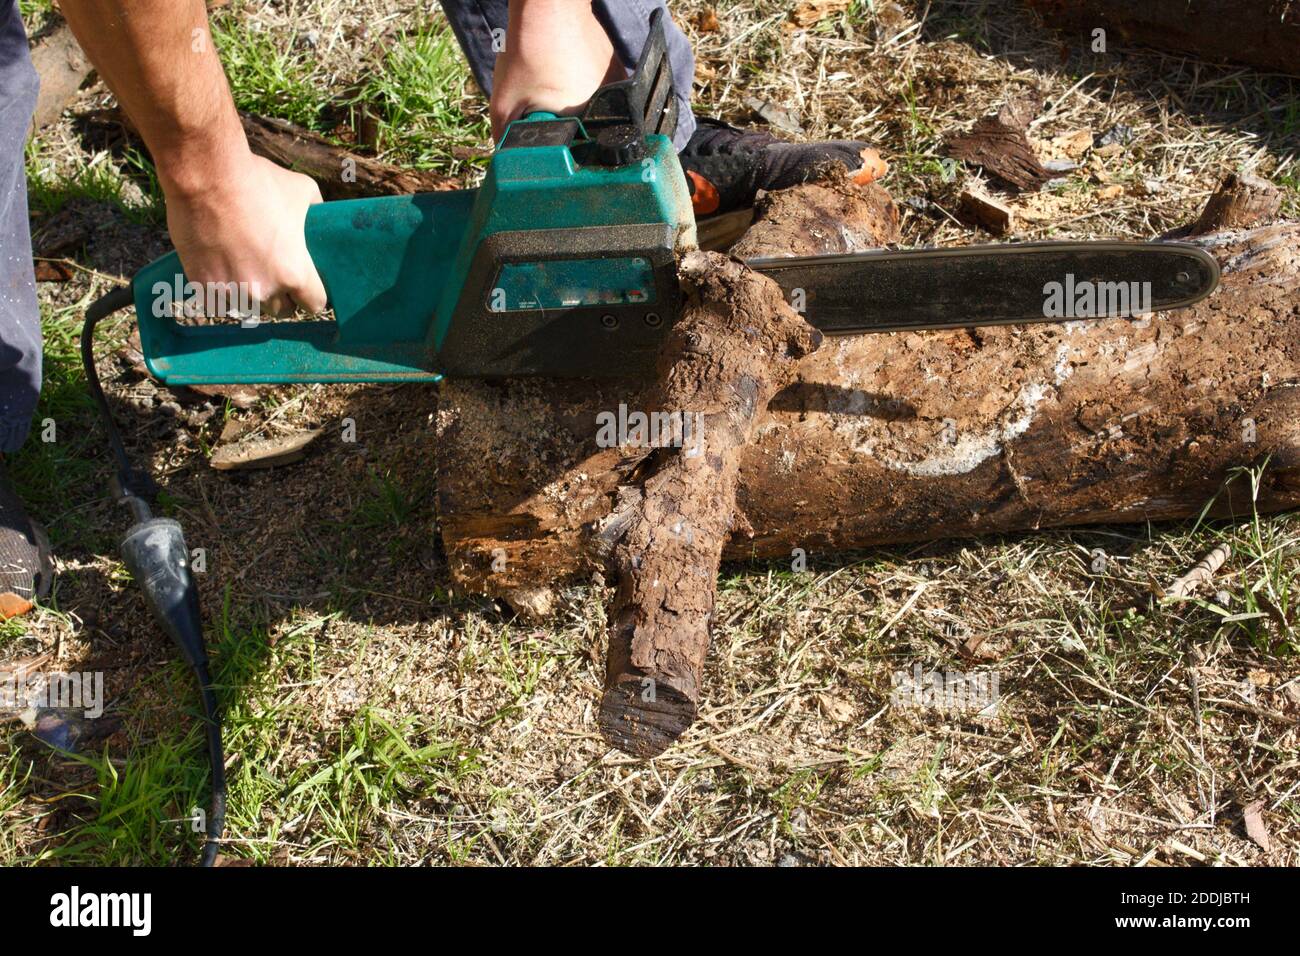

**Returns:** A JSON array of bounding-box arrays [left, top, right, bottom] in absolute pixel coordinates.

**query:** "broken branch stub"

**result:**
[[596, 251, 821, 757]]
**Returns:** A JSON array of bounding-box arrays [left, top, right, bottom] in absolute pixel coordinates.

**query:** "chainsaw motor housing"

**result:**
[[434, 115, 694, 378]]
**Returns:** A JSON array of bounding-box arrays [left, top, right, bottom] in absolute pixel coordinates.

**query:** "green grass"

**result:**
[[1278, 164, 1300, 219], [9, 599, 478, 864], [358, 23, 490, 167], [210, 16, 334, 130], [26, 140, 164, 225], [1193, 465, 1299, 653], [209, 12, 487, 171], [18, 0, 52, 21], [282, 707, 477, 852], [354, 471, 420, 533]]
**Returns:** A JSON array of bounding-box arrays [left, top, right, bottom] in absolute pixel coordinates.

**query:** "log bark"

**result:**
[[594, 252, 820, 756], [71, 106, 457, 202], [435, 179, 1300, 610], [1026, 0, 1300, 77], [943, 93, 1052, 192]]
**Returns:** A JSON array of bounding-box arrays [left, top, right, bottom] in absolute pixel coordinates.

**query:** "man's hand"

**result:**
[[61, 0, 326, 315], [489, 0, 624, 142], [164, 155, 327, 316]]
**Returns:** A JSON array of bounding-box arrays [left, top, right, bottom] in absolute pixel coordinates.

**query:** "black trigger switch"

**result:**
[[593, 124, 645, 166]]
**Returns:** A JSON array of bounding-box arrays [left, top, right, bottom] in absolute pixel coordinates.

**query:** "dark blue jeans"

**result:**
[[438, 0, 697, 150], [0, 0, 40, 453]]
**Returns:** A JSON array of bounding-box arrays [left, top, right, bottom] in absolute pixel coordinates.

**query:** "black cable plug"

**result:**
[[82, 284, 227, 866]]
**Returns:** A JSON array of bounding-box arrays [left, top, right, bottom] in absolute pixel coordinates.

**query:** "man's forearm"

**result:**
[[60, 0, 249, 197]]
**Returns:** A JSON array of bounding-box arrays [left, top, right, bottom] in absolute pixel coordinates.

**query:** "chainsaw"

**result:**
[[79, 9, 1219, 864], [125, 10, 1216, 385]]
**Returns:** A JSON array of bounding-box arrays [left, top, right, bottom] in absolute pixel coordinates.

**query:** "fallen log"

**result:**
[[436, 176, 1300, 617], [62, 106, 457, 202], [1026, 0, 1300, 77]]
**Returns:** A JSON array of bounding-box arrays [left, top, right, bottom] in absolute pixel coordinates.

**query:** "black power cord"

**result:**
[[81, 284, 226, 867]]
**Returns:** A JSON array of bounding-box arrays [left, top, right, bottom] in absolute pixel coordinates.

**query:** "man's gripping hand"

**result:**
[[164, 154, 327, 317]]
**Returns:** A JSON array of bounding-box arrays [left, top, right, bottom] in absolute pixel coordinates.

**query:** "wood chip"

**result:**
[[960, 633, 998, 661], [218, 417, 255, 444], [816, 693, 855, 723], [996, 91, 1044, 131], [1165, 544, 1230, 600], [790, 0, 851, 27], [691, 9, 721, 32], [743, 96, 803, 135], [33, 259, 75, 282], [945, 99, 1052, 192], [209, 428, 321, 471], [1242, 800, 1271, 852], [1050, 129, 1094, 159], [183, 383, 262, 410], [958, 187, 1014, 235]]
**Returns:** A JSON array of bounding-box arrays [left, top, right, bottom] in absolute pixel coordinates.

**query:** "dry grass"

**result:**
[[2, 0, 1297, 865]]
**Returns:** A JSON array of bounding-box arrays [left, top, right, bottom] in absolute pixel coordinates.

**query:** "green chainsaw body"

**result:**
[[134, 113, 695, 385]]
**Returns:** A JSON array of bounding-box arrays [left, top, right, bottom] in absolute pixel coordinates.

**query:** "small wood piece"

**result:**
[[1242, 800, 1271, 852], [209, 428, 321, 471], [945, 94, 1052, 192], [958, 187, 1015, 235], [1164, 544, 1231, 600], [80, 107, 458, 201], [238, 113, 459, 200]]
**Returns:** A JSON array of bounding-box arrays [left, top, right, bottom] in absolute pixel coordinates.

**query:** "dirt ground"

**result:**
[[2, 0, 1297, 865]]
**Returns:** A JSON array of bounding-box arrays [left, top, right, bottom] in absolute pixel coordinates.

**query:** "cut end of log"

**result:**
[[597, 676, 698, 758]]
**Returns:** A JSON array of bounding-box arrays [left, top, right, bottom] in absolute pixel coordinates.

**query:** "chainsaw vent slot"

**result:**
[[162, 297, 338, 329]]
